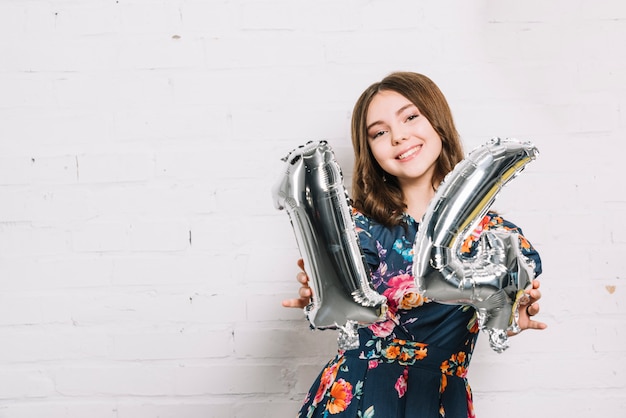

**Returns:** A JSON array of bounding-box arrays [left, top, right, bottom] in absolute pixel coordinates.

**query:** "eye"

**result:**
[[406, 114, 419, 122], [370, 130, 387, 140]]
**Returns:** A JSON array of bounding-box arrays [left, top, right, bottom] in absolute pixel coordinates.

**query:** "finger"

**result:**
[[281, 298, 296, 308], [526, 302, 541, 317], [524, 287, 542, 304], [297, 258, 305, 270], [529, 289, 542, 305], [296, 271, 309, 284], [299, 286, 312, 299], [525, 319, 548, 330], [281, 297, 309, 309]]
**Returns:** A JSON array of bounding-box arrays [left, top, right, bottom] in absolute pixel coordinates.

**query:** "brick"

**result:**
[[234, 325, 337, 358], [52, 2, 121, 36], [0, 73, 56, 109], [0, 155, 77, 186], [154, 144, 234, 182], [0, 402, 118, 418], [0, 108, 112, 152], [469, 348, 619, 392], [117, 1, 182, 35], [246, 293, 306, 322], [68, 291, 247, 326], [296, 1, 359, 32], [239, 1, 299, 30], [0, 293, 68, 326], [0, 3, 29, 36], [475, 389, 626, 418], [111, 327, 233, 360], [116, 36, 204, 71], [235, 400, 302, 417], [76, 153, 155, 184], [114, 105, 229, 142], [1, 36, 120, 73], [0, 368, 55, 399], [0, 328, 108, 362], [55, 73, 166, 110], [293, 363, 328, 395], [202, 34, 324, 69], [117, 402, 234, 418], [0, 223, 70, 257], [177, 1, 236, 34], [71, 221, 130, 253], [172, 364, 290, 395], [54, 365, 176, 396], [110, 254, 213, 286], [0, 257, 113, 291], [189, 215, 245, 251], [129, 220, 190, 252]]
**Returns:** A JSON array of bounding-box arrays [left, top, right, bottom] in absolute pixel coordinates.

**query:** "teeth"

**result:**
[[398, 146, 420, 160]]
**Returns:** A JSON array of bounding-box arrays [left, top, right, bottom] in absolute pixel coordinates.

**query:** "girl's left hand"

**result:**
[[509, 279, 547, 336]]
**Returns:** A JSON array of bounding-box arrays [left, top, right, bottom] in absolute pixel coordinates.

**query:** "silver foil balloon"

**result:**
[[412, 137, 539, 353], [273, 140, 387, 349]]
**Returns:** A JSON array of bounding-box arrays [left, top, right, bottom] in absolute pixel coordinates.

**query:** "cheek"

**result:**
[[433, 140, 443, 157], [368, 143, 387, 165], [426, 130, 443, 156]]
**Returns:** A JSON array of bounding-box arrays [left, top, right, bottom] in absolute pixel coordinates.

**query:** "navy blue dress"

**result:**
[[297, 211, 542, 418]]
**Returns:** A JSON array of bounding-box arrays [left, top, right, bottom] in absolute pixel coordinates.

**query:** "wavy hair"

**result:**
[[351, 72, 464, 227]]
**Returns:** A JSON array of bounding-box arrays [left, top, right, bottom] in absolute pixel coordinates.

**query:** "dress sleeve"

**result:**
[[498, 216, 543, 277], [353, 210, 381, 270], [461, 212, 542, 277]]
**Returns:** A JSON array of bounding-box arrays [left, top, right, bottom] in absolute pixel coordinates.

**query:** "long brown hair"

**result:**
[[351, 72, 464, 227]]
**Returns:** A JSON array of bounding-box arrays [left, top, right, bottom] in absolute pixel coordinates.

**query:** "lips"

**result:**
[[396, 145, 422, 160]]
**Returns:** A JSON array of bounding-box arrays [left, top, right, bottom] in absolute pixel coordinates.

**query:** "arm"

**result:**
[[465, 213, 547, 335], [498, 216, 546, 334]]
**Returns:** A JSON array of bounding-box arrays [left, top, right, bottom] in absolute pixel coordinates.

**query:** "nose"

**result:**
[[391, 127, 408, 145]]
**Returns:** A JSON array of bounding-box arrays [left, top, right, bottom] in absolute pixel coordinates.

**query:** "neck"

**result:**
[[399, 179, 437, 221]]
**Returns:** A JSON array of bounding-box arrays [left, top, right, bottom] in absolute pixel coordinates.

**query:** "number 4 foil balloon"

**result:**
[[273, 140, 387, 350], [412, 137, 539, 353]]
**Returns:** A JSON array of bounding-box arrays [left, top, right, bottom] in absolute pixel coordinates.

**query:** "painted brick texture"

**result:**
[[0, 0, 625, 417]]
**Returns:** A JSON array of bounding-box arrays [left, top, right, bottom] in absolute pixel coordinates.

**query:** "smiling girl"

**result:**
[[283, 72, 546, 418]]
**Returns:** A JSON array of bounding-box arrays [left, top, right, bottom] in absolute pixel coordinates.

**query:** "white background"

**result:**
[[0, 0, 625, 417]]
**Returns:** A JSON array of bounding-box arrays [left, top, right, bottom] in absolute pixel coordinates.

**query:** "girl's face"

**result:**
[[365, 90, 442, 188]]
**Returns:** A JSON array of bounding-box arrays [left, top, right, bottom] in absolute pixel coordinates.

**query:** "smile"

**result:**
[[397, 145, 422, 160]]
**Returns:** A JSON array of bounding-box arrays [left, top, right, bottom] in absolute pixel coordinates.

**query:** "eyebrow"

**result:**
[[366, 103, 416, 131]]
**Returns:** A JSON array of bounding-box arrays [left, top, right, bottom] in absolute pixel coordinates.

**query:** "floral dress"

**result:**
[[297, 211, 542, 418]]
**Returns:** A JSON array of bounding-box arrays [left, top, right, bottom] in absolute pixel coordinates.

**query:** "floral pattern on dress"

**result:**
[[326, 379, 354, 414], [394, 367, 409, 398], [298, 211, 542, 418]]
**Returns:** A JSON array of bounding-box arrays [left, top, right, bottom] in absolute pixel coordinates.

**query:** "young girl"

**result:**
[[282, 72, 546, 418]]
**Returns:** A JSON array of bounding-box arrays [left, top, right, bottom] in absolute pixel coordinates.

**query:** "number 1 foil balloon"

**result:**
[[412, 137, 539, 353], [272, 140, 387, 350]]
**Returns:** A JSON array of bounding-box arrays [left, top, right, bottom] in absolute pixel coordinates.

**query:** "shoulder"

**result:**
[[483, 212, 535, 251], [352, 208, 374, 231], [461, 211, 529, 254], [470, 211, 527, 234], [483, 212, 524, 232], [461, 211, 542, 275], [352, 208, 413, 235], [486, 212, 538, 256]]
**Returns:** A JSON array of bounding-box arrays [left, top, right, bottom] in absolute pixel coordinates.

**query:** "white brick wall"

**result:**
[[0, 0, 624, 416]]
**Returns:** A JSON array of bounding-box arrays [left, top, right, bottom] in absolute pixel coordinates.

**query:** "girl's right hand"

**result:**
[[281, 258, 313, 309]]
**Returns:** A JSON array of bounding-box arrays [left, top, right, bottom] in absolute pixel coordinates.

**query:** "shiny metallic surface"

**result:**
[[273, 141, 387, 343], [412, 137, 539, 352]]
